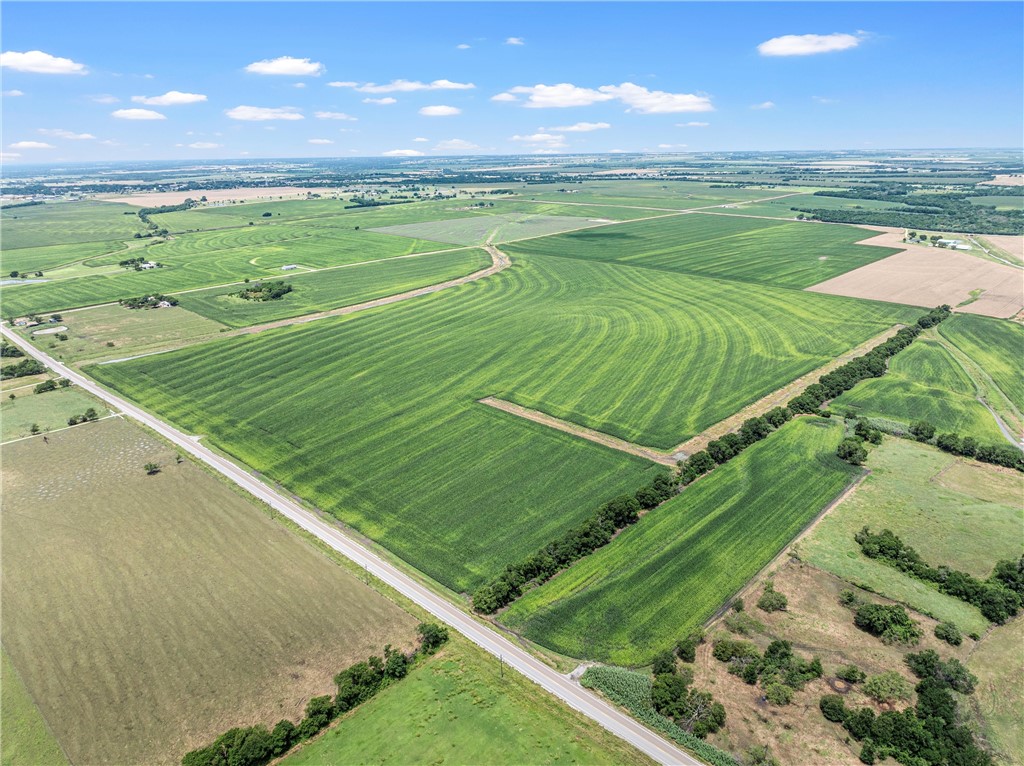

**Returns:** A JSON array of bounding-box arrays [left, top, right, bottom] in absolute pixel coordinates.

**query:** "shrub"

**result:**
[[853, 603, 923, 645], [757, 583, 788, 613], [676, 629, 705, 663], [820, 694, 847, 722], [417, 622, 449, 654], [651, 650, 677, 676], [836, 664, 866, 684], [859, 741, 876, 765], [724, 611, 764, 636], [837, 438, 868, 465], [863, 671, 912, 703], [764, 682, 793, 706], [743, 745, 780, 766], [934, 621, 962, 646], [839, 589, 862, 608]]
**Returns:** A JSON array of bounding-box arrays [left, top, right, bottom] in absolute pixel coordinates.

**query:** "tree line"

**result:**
[[233, 280, 293, 302], [182, 623, 448, 766]]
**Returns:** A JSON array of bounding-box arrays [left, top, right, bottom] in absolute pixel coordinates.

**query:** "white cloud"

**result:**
[[224, 105, 303, 121], [38, 128, 95, 140], [657, 143, 687, 149], [90, 94, 119, 104], [758, 33, 863, 57], [419, 105, 461, 116], [0, 50, 86, 75], [505, 37, 525, 45], [363, 97, 397, 105], [188, 142, 221, 149], [509, 83, 613, 108], [511, 133, 567, 149], [99, 139, 118, 146], [812, 95, 839, 104], [598, 83, 713, 114], [293, 82, 307, 89], [677, 121, 709, 127], [434, 138, 480, 151], [356, 79, 474, 93], [315, 111, 357, 120], [112, 108, 167, 120], [245, 56, 324, 76], [491, 92, 518, 103], [542, 121, 610, 132], [383, 149, 425, 156], [0, 152, 22, 159], [2, 89, 24, 97], [328, 81, 357, 88], [9, 141, 54, 149], [413, 137, 429, 142], [132, 90, 207, 106], [308, 138, 334, 144], [751, 101, 776, 110], [456, 44, 471, 50]]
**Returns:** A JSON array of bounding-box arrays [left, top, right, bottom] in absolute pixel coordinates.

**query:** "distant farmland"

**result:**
[[938, 314, 1024, 412], [88, 254, 910, 592], [502, 418, 859, 665]]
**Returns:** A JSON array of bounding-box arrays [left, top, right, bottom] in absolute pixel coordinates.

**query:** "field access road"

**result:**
[[0, 327, 700, 766]]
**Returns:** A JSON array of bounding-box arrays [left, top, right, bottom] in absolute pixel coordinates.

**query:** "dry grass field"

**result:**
[[98, 187, 343, 207], [1, 417, 417, 765]]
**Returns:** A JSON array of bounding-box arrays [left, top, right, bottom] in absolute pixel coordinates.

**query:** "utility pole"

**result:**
[[499, 654, 504, 679]]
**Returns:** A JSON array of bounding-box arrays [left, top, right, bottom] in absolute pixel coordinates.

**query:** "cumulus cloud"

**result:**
[[9, 141, 54, 149], [0, 50, 87, 74], [245, 56, 324, 76], [508, 83, 613, 108], [677, 121, 709, 127], [434, 138, 480, 151], [383, 149, 425, 156], [315, 111, 357, 120], [542, 121, 610, 132], [225, 105, 303, 121], [3, 89, 24, 97], [353, 79, 474, 93], [598, 83, 712, 114], [132, 90, 207, 106], [419, 105, 461, 116], [751, 101, 776, 110], [308, 138, 334, 144], [511, 133, 567, 149], [505, 37, 525, 45], [112, 108, 166, 120], [491, 92, 518, 103], [328, 81, 357, 88], [363, 97, 397, 105], [38, 128, 95, 139], [188, 142, 221, 149], [758, 33, 863, 57]]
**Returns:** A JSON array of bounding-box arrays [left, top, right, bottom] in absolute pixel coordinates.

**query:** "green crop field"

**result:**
[[371, 212, 625, 246], [833, 338, 1007, 443], [2, 240, 130, 276], [502, 212, 899, 288], [1, 649, 69, 766], [1, 387, 109, 441], [179, 249, 489, 328], [281, 635, 653, 766], [0, 201, 146, 250], [938, 314, 1024, 412], [502, 418, 859, 665], [87, 254, 911, 591], [514, 180, 815, 210], [799, 437, 1024, 636], [1, 417, 417, 765], [719, 194, 901, 219]]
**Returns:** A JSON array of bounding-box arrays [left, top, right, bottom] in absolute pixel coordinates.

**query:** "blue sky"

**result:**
[[2, 2, 1021, 162]]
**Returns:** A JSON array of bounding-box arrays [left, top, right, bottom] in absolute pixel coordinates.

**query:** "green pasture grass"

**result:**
[[0, 649, 69, 766], [0, 201, 146, 250], [281, 635, 654, 766], [0, 386, 107, 441], [86, 255, 911, 590], [1, 416, 417, 765], [833, 339, 1006, 443], [370, 212, 620, 246], [502, 212, 899, 288], [799, 438, 1023, 636], [514, 180, 807, 209], [968, 617, 1024, 765], [967, 196, 1024, 211], [938, 314, 1024, 413], [486, 199, 666, 221], [724, 194, 902, 218], [0, 225, 454, 317], [16, 304, 227, 364], [501, 418, 858, 665], [1, 240, 129, 276], [179, 249, 488, 328]]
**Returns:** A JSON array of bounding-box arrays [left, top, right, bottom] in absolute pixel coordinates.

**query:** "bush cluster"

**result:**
[[756, 582, 788, 613], [712, 638, 822, 703], [1, 357, 44, 380], [0, 341, 24, 357], [934, 428, 1024, 471], [855, 528, 1022, 623], [234, 280, 294, 302], [67, 407, 100, 427], [851, 602, 923, 646], [182, 623, 448, 766], [472, 474, 675, 612], [675, 629, 705, 663], [119, 294, 179, 310]]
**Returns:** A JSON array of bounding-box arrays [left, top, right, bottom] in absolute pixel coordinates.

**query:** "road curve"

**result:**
[[0, 326, 701, 766]]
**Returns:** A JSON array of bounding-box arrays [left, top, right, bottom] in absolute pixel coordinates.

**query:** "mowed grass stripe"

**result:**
[[89, 256, 909, 591], [501, 418, 859, 665]]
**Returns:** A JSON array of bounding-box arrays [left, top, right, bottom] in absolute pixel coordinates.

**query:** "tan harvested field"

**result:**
[[979, 234, 1024, 263], [98, 186, 342, 207], [808, 228, 1024, 318], [697, 560, 974, 766], [1, 417, 417, 765], [980, 174, 1024, 186]]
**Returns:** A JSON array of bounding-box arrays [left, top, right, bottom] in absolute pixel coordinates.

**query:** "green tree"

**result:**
[[909, 420, 936, 442], [417, 622, 449, 654], [837, 438, 868, 465], [757, 582, 788, 612], [144, 462, 161, 475]]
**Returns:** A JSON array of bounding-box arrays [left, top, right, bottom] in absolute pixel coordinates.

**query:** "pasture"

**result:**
[[1, 239, 130, 276], [1, 386, 107, 441], [833, 338, 1006, 443], [501, 418, 859, 665], [179, 249, 489, 328], [87, 255, 912, 592], [0, 200, 145, 250], [968, 617, 1024, 765], [938, 314, 1024, 412], [799, 438, 1024, 636], [1, 417, 418, 765], [281, 636, 653, 766], [370, 212, 624, 246], [1, 649, 69, 766], [502, 213, 900, 288]]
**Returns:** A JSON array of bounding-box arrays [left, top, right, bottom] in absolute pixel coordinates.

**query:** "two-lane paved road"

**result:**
[[0, 326, 700, 766]]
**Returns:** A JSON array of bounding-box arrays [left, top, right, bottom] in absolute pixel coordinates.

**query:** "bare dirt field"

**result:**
[[808, 229, 1024, 318], [97, 187, 341, 207], [979, 234, 1024, 262], [980, 175, 1024, 187]]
